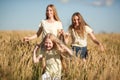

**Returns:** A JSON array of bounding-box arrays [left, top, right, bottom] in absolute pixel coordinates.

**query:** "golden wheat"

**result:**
[[0, 31, 120, 80]]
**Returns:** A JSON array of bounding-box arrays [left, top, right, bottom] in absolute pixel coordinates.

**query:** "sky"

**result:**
[[0, 0, 120, 33]]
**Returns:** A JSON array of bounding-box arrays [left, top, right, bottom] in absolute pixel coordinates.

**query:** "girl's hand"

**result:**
[[33, 45, 39, 53], [33, 45, 42, 63]]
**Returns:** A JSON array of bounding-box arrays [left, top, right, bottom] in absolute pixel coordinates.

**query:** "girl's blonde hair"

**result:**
[[69, 12, 89, 38], [40, 33, 64, 52], [39, 33, 69, 70], [46, 4, 60, 21]]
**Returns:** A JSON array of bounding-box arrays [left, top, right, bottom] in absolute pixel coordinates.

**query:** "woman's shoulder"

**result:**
[[56, 20, 62, 24], [55, 21, 62, 27], [85, 25, 90, 28], [38, 19, 45, 27], [85, 25, 93, 33], [38, 19, 45, 24], [41, 19, 46, 23]]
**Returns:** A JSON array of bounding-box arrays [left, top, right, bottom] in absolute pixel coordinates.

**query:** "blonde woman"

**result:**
[[33, 33, 73, 80], [23, 4, 63, 41], [65, 12, 104, 61]]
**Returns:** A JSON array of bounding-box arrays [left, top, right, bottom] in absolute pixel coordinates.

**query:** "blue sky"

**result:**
[[0, 0, 120, 33]]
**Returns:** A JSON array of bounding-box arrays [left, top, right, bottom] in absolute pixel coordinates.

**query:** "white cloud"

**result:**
[[106, 0, 114, 6], [58, 0, 69, 3], [91, 0, 114, 6], [58, 0, 115, 6]]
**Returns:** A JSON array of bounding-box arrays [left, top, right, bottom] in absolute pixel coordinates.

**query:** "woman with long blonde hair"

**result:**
[[65, 12, 104, 62], [23, 4, 63, 42]]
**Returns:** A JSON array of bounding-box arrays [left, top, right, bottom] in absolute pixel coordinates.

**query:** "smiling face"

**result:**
[[73, 15, 80, 29], [45, 4, 60, 21], [46, 6, 54, 19], [44, 38, 54, 51]]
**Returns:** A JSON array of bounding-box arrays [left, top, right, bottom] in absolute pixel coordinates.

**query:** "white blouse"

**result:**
[[71, 26, 93, 47], [39, 20, 63, 38]]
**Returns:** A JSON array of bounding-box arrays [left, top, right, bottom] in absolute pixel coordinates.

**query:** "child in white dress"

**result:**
[[33, 33, 73, 80]]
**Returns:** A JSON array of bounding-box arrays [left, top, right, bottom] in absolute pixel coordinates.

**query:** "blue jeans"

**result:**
[[72, 46, 88, 59]]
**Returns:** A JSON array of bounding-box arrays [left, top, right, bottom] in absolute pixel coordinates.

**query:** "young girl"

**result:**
[[64, 12, 104, 62], [33, 33, 73, 80]]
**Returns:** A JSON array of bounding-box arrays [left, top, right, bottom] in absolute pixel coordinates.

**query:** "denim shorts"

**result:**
[[72, 46, 88, 59]]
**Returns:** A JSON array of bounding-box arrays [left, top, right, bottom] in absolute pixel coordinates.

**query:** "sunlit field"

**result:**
[[0, 31, 120, 80]]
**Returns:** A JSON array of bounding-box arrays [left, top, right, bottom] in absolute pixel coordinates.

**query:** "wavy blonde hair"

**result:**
[[39, 33, 70, 70], [40, 33, 64, 52], [69, 12, 89, 38], [46, 4, 60, 21]]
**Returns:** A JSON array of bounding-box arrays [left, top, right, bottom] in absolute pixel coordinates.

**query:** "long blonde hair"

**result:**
[[39, 33, 70, 70], [40, 33, 64, 52], [46, 4, 60, 21], [69, 12, 89, 38]]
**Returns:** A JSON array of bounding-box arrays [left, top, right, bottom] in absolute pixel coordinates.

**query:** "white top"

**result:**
[[41, 50, 62, 77], [71, 26, 93, 47], [39, 20, 63, 38]]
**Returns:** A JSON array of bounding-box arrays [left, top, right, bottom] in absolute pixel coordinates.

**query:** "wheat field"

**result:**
[[0, 31, 120, 80]]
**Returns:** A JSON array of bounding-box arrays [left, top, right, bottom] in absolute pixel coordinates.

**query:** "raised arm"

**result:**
[[33, 45, 43, 63], [63, 32, 71, 45], [58, 29, 71, 45], [60, 44, 73, 56]]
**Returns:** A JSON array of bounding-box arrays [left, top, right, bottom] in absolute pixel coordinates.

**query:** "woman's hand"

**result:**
[[99, 43, 105, 52], [23, 37, 30, 42], [23, 34, 37, 42]]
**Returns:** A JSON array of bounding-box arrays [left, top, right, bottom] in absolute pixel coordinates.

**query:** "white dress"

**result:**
[[41, 50, 62, 79]]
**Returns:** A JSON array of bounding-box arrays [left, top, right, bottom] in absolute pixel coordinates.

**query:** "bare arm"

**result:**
[[60, 44, 73, 56], [88, 32, 104, 51], [24, 34, 37, 42], [23, 27, 43, 42], [33, 45, 43, 63], [63, 32, 71, 45], [58, 29, 71, 45], [57, 29, 64, 41]]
